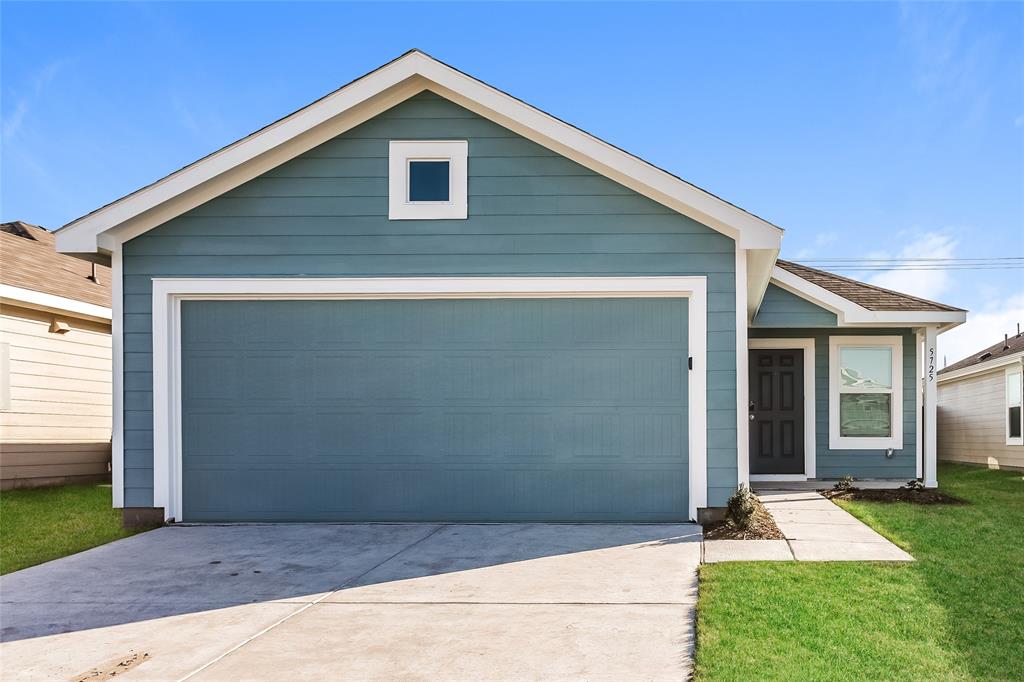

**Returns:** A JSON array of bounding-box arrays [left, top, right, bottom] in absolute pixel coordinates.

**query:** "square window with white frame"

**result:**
[[1007, 367, 1023, 445], [829, 336, 903, 450], [389, 140, 467, 220]]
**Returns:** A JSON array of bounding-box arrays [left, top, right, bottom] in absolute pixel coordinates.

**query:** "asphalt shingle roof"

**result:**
[[939, 331, 1024, 375], [776, 259, 964, 313], [1, 221, 111, 309]]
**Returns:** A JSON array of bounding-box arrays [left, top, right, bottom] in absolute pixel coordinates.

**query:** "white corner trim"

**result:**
[[828, 335, 904, 451], [915, 329, 923, 479], [923, 327, 938, 487], [55, 50, 783, 254], [735, 249, 750, 487], [748, 338, 816, 479], [110, 249, 124, 508], [388, 140, 467, 219], [151, 276, 708, 522], [1005, 365, 1024, 447], [770, 267, 966, 329], [0, 284, 112, 322]]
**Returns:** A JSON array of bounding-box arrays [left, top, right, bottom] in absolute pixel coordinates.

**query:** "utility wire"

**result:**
[[795, 256, 1023, 272]]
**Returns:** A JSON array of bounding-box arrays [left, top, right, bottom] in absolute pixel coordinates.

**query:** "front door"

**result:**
[[749, 349, 804, 475]]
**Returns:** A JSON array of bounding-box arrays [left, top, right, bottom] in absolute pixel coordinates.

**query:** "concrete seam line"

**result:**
[[175, 524, 447, 682]]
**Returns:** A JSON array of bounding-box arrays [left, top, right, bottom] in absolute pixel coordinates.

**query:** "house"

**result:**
[[937, 330, 1024, 472], [53, 51, 966, 525], [1, 221, 113, 489]]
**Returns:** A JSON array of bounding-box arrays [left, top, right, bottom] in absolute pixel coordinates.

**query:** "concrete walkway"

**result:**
[[1, 523, 701, 680], [704, 490, 913, 563]]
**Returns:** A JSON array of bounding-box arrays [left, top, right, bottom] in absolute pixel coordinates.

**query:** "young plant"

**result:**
[[833, 475, 856, 492], [726, 484, 756, 529], [904, 478, 925, 491]]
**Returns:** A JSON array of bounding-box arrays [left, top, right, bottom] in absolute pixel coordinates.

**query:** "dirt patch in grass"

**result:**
[[821, 488, 965, 505], [703, 495, 784, 540]]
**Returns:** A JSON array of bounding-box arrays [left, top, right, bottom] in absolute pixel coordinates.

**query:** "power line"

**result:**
[[808, 266, 1023, 272], [801, 257, 1023, 263], [795, 256, 1024, 272]]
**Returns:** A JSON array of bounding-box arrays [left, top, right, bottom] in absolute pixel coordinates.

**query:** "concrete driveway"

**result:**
[[1, 523, 701, 680]]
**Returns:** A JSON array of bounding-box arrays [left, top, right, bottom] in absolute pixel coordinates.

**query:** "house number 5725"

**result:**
[[928, 347, 936, 382]]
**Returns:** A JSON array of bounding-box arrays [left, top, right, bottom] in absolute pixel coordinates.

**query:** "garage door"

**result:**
[[180, 298, 688, 521]]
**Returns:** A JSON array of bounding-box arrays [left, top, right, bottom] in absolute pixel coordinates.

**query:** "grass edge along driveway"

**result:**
[[1, 484, 142, 575], [694, 463, 1024, 681]]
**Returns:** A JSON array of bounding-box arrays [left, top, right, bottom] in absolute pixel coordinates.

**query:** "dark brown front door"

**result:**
[[749, 349, 804, 475]]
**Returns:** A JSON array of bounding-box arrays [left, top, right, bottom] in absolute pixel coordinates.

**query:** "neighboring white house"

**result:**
[[0, 221, 113, 489], [937, 329, 1024, 472]]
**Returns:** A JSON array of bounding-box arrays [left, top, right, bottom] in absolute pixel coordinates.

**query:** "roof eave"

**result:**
[[769, 265, 968, 330], [938, 350, 1024, 383]]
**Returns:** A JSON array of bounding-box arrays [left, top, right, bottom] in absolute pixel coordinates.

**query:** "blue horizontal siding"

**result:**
[[752, 283, 838, 328], [749, 327, 918, 479], [120, 91, 740, 508]]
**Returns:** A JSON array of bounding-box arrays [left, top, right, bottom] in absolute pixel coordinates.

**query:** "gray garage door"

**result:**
[[181, 298, 688, 521]]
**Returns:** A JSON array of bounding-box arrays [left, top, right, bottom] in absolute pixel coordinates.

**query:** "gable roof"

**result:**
[[54, 50, 783, 256], [1, 221, 112, 320], [939, 331, 1024, 376], [776, 260, 964, 312], [768, 259, 965, 330]]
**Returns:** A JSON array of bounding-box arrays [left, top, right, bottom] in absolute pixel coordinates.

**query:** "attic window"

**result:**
[[408, 160, 450, 201], [389, 141, 467, 220]]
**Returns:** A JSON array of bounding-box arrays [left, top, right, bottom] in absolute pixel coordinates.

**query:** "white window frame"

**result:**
[[1006, 366, 1024, 446], [388, 140, 467, 220], [151, 276, 708, 523], [828, 335, 903, 450]]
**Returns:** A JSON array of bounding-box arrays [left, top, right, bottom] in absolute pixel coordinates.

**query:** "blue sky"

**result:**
[[2, 1, 1022, 362]]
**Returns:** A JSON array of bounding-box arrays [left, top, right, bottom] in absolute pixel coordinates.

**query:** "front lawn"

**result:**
[[0, 484, 142, 575], [695, 463, 1024, 681]]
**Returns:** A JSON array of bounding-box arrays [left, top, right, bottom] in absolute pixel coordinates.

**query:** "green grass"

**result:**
[[0, 484, 142, 575], [695, 463, 1024, 681]]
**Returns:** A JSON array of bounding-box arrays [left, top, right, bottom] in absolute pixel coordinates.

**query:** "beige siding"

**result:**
[[0, 303, 112, 488], [938, 367, 1024, 471]]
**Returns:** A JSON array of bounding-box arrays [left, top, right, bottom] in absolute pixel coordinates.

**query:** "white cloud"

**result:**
[[2, 59, 70, 142], [939, 292, 1024, 368], [868, 232, 957, 302]]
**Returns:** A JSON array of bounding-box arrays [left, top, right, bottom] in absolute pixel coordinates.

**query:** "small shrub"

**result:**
[[726, 485, 756, 529], [904, 478, 925, 491], [833, 475, 856, 492]]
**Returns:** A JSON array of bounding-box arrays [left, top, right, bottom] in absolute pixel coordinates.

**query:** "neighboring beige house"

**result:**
[[1, 221, 113, 489], [937, 329, 1024, 472]]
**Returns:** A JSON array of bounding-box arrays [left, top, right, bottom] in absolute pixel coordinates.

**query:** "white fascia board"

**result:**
[[937, 351, 1024, 384], [56, 51, 782, 255], [0, 284, 112, 322], [769, 267, 966, 329]]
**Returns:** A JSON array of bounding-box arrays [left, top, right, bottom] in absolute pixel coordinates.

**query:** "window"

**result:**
[[408, 160, 450, 201], [1007, 367, 1023, 446], [829, 336, 903, 449], [388, 141, 467, 219]]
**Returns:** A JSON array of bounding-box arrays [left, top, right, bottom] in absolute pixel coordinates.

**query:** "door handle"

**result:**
[[749, 413, 755, 421]]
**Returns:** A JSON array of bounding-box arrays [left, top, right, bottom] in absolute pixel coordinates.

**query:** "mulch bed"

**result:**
[[703, 495, 785, 540], [821, 488, 965, 505]]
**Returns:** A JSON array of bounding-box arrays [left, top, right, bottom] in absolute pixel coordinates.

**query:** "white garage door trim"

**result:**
[[152, 276, 708, 522]]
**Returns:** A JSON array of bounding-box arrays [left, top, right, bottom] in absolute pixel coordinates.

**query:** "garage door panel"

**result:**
[[181, 298, 688, 521]]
